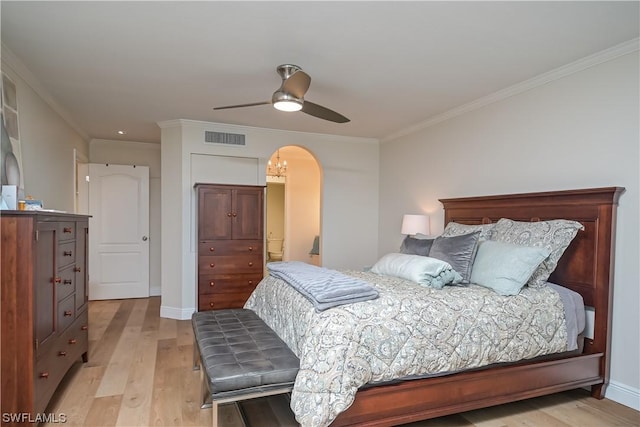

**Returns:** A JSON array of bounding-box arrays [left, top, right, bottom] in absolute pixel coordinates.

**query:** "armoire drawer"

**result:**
[[198, 292, 254, 311], [198, 240, 263, 256], [198, 254, 263, 274], [198, 273, 262, 295]]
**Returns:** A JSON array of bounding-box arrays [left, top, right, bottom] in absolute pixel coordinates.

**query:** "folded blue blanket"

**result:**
[[267, 261, 379, 311]]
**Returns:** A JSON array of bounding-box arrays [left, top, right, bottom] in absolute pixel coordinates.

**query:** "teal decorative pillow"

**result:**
[[428, 231, 480, 284], [470, 241, 551, 296], [490, 218, 584, 288]]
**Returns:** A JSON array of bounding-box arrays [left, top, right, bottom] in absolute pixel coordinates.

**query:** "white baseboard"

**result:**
[[160, 305, 195, 320], [149, 285, 161, 297], [606, 380, 640, 411]]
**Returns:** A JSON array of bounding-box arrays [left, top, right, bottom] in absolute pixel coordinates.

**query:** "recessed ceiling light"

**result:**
[[117, 130, 126, 135]]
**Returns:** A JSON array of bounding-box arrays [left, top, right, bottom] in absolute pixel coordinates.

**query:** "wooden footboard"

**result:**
[[332, 187, 623, 427]]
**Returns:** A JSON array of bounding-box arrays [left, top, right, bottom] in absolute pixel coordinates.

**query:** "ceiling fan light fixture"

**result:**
[[272, 91, 303, 112]]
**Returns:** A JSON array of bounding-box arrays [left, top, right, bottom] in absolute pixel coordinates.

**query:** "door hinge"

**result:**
[[35, 339, 39, 351], [35, 230, 39, 241]]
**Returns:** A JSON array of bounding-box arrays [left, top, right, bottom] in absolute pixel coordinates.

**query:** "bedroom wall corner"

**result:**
[[377, 51, 639, 409]]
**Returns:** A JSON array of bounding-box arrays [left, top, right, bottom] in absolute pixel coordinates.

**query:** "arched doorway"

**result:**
[[265, 146, 322, 266]]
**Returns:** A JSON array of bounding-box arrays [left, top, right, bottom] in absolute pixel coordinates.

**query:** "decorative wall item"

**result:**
[[1, 73, 24, 190]]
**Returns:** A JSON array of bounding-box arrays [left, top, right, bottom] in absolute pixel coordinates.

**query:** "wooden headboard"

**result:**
[[440, 187, 623, 359]]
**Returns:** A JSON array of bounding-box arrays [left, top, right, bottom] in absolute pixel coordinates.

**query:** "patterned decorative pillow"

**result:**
[[490, 218, 584, 288], [442, 222, 495, 241]]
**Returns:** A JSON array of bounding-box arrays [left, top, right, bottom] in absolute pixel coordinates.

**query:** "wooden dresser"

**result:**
[[195, 184, 264, 311], [1, 211, 89, 418]]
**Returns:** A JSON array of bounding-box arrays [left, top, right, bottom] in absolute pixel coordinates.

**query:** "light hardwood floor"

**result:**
[[44, 297, 639, 427]]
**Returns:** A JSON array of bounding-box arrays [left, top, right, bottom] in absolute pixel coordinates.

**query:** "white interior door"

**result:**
[[88, 163, 149, 299]]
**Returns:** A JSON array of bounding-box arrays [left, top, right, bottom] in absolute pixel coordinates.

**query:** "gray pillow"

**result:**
[[400, 236, 434, 256], [428, 231, 481, 283], [470, 241, 551, 296], [490, 218, 584, 288]]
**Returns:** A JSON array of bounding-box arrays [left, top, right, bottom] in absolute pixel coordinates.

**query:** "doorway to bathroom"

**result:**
[[265, 146, 321, 266], [266, 178, 285, 262]]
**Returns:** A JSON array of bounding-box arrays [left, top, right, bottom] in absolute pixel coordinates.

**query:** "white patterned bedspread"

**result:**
[[244, 270, 568, 427]]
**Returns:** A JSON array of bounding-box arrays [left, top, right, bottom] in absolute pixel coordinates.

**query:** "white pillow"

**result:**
[[371, 253, 462, 289]]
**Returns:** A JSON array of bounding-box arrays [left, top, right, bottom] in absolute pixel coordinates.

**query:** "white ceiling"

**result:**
[[2, 1, 638, 144]]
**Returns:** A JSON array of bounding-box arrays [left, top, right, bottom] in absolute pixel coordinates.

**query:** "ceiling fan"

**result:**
[[213, 64, 350, 123]]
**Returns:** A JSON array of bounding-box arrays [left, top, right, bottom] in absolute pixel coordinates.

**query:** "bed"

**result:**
[[247, 187, 623, 426]]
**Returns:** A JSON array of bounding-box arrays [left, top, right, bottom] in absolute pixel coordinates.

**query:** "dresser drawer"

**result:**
[[199, 254, 263, 274], [198, 292, 254, 311], [198, 240, 262, 256], [198, 273, 262, 295], [57, 294, 76, 333], [56, 266, 76, 301], [58, 222, 76, 241], [34, 312, 88, 414], [57, 241, 76, 268]]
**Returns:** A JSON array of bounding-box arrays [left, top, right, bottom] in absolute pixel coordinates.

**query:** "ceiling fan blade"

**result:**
[[282, 71, 311, 99], [301, 101, 350, 123], [213, 101, 270, 110]]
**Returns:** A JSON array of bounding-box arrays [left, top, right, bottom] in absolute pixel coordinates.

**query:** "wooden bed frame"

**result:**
[[332, 187, 624, 427]]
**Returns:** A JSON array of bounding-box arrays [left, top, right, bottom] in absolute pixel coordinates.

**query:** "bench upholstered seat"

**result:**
[[192, 308, 299, 426]]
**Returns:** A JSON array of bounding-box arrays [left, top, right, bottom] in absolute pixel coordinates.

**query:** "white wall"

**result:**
[[89, 139, 162, 296], [159, 120, 379, 320], [379, 52, 639, 409], [1, 52, 88, 211]]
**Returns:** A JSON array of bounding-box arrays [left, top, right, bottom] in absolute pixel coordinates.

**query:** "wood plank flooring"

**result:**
[[44, 298, 639, 427]]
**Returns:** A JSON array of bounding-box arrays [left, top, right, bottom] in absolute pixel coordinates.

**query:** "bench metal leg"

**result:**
[[201, 368, 212, 409], [211, 400, 218, 427], [193, 335, 201, 371]]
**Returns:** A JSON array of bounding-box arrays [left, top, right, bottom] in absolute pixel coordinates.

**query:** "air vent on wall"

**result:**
[[204, 131, 246, 146]]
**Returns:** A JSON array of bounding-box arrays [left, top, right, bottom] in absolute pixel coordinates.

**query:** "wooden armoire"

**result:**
[[1, 211, 89, 419], [195, 184, 264, 311]]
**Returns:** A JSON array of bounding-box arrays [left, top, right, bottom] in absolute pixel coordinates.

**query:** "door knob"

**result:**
[[142, 236, 148, 241]]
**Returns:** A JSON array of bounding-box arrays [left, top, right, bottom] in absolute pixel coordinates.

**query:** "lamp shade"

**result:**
[[401, 214, 430, 236]]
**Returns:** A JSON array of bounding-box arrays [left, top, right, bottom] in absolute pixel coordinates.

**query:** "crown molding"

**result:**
[[1, 43, 90, 141], [382, 38, 640, 143]]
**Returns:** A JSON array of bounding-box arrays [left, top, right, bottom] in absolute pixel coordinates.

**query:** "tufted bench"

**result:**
[[192, 309, 300, 427]]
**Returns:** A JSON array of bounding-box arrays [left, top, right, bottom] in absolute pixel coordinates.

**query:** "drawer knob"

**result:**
[[81, 325, 88, 331], [227, 212, 232, 217], [74, 267, 82, 272], [232, 212, 237, 217], [209, 302, 215, 308], [209, 263, 215, 268], [63, 227, 72, 233], [248, 280, 253, 285], [58, 351, 67, 357], [63, 279, 72, 285], [209, 281, 215, 287], [64, 310, 73, 317], [63, 251, 73, 257], [248, 262, 253, 267], [209, 247, 215, 252], [39, 372, 50, 379], [68, 339, 77, 345], [248, 246, 253, 251], [53, 277, 62, 283]]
